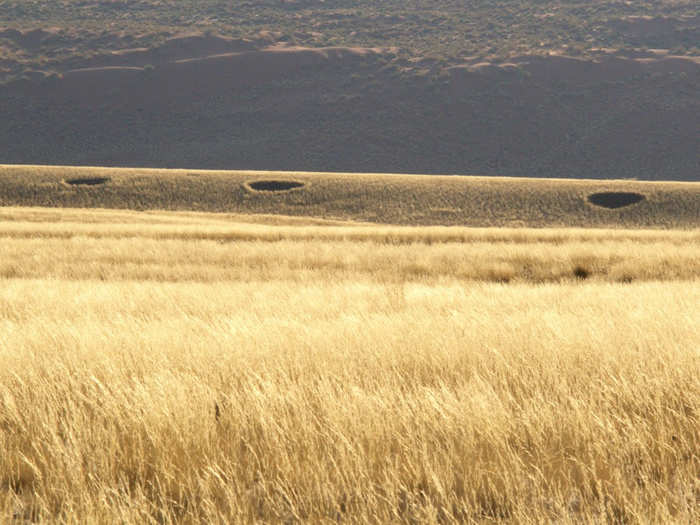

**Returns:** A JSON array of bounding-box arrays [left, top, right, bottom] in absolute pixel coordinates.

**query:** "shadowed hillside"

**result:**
[[0, 1, 698, 180]]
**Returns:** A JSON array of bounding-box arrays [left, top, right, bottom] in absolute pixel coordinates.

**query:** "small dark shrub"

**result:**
[[573, 266, 590, 280]]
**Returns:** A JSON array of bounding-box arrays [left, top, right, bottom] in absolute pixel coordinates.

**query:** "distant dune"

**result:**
[[0, 30, 698, 180]]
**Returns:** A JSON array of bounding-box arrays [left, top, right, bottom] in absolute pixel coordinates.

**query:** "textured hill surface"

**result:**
[[0, 2, 698, 180], [1, 165, 698, 228]]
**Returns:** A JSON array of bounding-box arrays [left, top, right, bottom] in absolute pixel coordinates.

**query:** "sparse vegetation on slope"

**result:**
[[1, 1, 698, 73], [1, 165, 698, 228]]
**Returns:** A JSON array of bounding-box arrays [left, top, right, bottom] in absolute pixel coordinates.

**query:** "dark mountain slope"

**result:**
[[0, 1, 698, 180], [1, 44, 697, 180]]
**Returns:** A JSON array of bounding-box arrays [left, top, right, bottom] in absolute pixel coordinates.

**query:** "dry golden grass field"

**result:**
[[0, 166, 699, 523]]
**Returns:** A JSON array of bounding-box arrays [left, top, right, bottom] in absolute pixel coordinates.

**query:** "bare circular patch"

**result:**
[[246, 180, 305, 192], [65, 176, 110, 186], [587, 192, 645, 209]]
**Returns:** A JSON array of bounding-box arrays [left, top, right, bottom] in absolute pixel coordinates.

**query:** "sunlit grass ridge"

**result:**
[[1, 165, 698, 228]]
